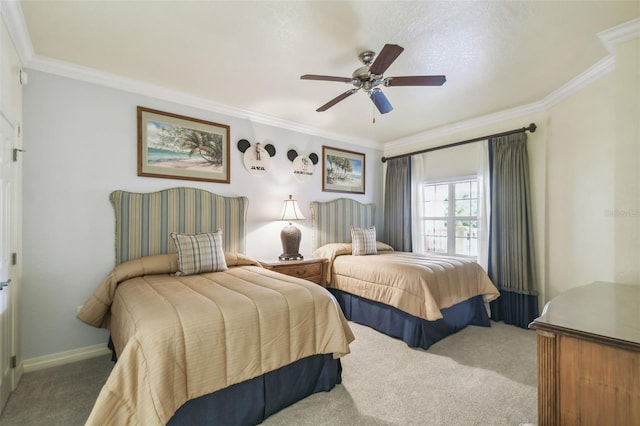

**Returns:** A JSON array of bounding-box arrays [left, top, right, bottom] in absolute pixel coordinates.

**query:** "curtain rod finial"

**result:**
[[528, 123, 537, 133], [381, 157, 387, 163]]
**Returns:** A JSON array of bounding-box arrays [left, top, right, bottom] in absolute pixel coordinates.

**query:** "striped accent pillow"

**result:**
[[351, 226, 377, 256], [171, 230, 228, 276]]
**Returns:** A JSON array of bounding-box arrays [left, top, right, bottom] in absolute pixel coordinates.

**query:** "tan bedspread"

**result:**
[[77, 253, 354, 425], [313, 244, 499, 321]]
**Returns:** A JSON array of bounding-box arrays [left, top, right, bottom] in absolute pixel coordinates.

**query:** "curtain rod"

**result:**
[[381, 123, 537, 163]]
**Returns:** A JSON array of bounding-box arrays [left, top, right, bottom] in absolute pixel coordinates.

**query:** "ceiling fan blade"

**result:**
[[385, 75, 447, 86], [301, 74, 353, 83], [369, 44, 404, 75], [316, 89, 359, 112], [369, 89, 393, 114]]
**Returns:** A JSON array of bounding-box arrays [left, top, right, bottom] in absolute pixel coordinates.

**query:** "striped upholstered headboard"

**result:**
[[310, 198, 376, 250], [110, 188, 248, 264]]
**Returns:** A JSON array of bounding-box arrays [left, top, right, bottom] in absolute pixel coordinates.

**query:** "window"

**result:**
[[421, 177, 479, 257]]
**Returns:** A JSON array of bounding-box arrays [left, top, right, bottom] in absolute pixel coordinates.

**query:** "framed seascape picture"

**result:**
[[137, 106, 230, 183], [322, 146, 365, 194]]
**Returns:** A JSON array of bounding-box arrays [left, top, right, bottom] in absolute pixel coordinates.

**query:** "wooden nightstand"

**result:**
[[260, 258, 328, 287]]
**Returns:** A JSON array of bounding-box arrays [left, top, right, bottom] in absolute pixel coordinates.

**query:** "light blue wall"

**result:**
[[22, 70, 384, 359]]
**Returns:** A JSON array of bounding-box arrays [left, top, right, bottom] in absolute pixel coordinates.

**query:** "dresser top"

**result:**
[[530, 281, 640, 350]]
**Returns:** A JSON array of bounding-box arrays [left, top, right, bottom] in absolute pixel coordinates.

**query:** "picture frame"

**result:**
[[322, 145, 365, 194], [137, 106, 230, 183]]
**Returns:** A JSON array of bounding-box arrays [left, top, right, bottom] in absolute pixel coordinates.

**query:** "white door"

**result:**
[[0, 111, 14, 411]]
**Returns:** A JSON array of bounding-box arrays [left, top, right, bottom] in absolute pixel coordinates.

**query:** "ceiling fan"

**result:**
[[301, 44, 446, 114]]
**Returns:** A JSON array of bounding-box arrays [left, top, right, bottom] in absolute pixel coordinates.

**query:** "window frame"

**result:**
[[421, 175, 479, 258]]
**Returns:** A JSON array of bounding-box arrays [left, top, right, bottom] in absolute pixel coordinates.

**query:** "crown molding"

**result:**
[[25, 54, 377, 149], [383, 100, 546, 152], [24, 54, 379, 149], [3, 1, 636, 153], [598, 17, 640, 53], [539, 54, 615, 110], [2, 1, 379, 150], [0, 0, 34, 64], [384, 18, 639, 152], [383, 54, 610, 151]]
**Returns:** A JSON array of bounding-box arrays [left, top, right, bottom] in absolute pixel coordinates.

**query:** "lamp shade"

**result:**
[[280, 195, 305, 221]]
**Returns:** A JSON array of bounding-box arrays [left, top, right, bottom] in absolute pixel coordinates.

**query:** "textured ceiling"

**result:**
[[18, 1, 640, 146]]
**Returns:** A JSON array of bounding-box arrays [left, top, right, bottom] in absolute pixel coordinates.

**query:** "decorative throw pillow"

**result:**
[[170, 230, 227, 276], [351, 226, 377, 256]]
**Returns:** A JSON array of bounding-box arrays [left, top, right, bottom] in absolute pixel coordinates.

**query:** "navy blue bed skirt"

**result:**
[[329, 289, 490, 349], [167, 353, 341, 425]]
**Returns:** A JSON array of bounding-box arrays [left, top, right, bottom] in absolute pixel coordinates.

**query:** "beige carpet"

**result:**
[[0, 351, 113, 425], [1, 321, 537, 425]]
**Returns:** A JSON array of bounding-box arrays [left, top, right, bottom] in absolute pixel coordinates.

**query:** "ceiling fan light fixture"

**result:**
[[369, 88, 393, 114]]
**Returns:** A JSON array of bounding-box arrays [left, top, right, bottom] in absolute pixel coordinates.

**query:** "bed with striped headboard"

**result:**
[[110, 187, 248, 264], [77, 187, 352, 425], [310, 198, 376, 250], [310, 197, 499, 350]]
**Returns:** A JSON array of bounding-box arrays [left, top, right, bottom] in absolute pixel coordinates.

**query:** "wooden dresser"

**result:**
[[529, 282, 640, 426]]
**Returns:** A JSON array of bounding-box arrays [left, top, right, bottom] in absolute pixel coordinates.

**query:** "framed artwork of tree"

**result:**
[[322, 145, 365, 194], [137, 106, 230, 183]]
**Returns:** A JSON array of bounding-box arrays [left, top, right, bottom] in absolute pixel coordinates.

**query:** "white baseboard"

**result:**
[[23, 343, 111, 373]]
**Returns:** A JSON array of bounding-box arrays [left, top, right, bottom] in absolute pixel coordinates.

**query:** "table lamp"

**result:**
[[279, 195, 305, 260]]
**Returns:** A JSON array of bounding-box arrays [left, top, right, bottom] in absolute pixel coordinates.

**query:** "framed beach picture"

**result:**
[[322, 146, 365, 194], [137, 106, 230, 183]]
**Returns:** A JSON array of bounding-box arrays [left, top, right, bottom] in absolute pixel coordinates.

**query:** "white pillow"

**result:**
[[170, 230, 228, 276], [351, 226, 377, 256]]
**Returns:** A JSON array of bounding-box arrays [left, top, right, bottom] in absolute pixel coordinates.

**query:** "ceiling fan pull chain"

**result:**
[[372, 104, 376, 124]]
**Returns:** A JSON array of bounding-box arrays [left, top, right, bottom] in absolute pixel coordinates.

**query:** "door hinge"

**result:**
[[11, 356, 16, 369], [13, 148, 25, 162], [19, 70, 28, 86], [11, 253, 17, 265]]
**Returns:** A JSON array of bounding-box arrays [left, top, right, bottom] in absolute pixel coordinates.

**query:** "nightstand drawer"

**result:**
[[272, 262, 322, 280], [260, 258, 328, 287]]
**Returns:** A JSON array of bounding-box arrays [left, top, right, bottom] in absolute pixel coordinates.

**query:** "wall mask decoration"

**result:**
[[287, 149, 318, 183], [237, 139, 276, 176]]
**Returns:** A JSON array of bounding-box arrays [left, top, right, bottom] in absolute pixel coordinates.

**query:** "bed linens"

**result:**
[[313, 243, 499, 322], [77, 252, 354, 425]]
